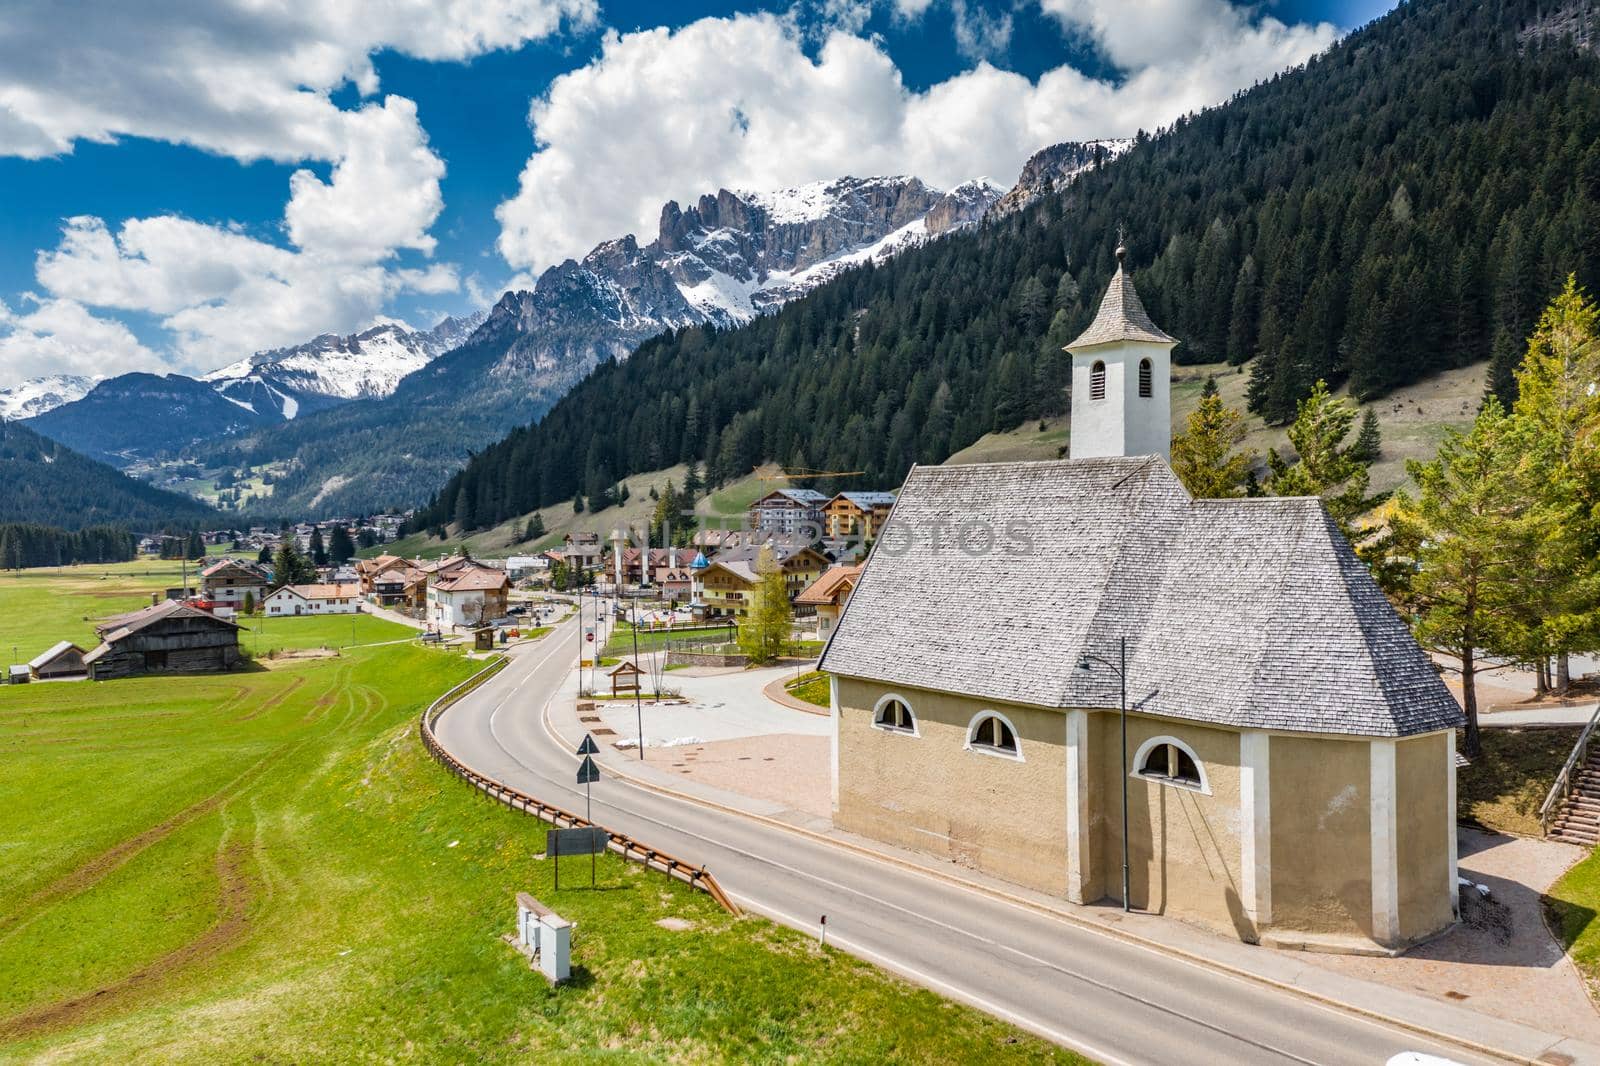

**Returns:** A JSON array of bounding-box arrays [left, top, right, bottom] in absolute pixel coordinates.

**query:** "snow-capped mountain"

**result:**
[[203, 312, 485, 420], [0, 374, 96, 421]]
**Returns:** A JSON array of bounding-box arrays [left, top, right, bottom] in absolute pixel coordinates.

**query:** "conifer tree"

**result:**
[[1501, 276, 1600, 692], [1389, 399, 1527, 758], [738, 546, 791, 665], [1351, 408, 1382, 465], [309, 527, 328, 566], [1171, 377, 1257, 498], [1265, 380, 1376, 534], [328, 525, 355, 564]]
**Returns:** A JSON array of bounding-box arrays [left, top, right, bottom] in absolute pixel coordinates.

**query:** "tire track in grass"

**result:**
[[0, 835, 260, 1041], [0, 683, 332, 946], [234, 674, 307, 723]]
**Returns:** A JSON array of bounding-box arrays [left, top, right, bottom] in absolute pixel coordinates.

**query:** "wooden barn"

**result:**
[[28, 641, 88, 680], [83, 601, 241, 681]]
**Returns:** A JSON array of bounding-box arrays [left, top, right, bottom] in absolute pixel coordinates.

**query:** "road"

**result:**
[[435, 615, 1508, 1066]]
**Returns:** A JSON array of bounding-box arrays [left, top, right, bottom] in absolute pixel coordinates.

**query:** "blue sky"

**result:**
[[0, 0, 1390, 383]]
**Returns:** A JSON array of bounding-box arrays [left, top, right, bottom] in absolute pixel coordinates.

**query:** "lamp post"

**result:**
[[630, 592, 644, 761], [1076, 636, 1130, 913]]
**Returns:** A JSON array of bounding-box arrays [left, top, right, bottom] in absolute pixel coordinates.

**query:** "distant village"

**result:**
[[13, 487, 894, 685]]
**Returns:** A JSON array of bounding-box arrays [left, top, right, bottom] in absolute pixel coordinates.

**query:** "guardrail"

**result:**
[[418, 656, 740, 915], [1539, 700, 1600, 834]]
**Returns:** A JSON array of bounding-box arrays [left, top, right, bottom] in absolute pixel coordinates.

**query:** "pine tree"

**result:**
[[524, 512, 546, 542], [308, 527, 328, 566], [328, 525, 355, 564], [1389, 399, 1528, 758], [1501, 276, 1600, 691], [1351, 408, 1382, 465], [1265, 380, 1376, 534], [1171, 377, 1257, 498], [271, 540, 315, 589], [737, 546, 792, 665]]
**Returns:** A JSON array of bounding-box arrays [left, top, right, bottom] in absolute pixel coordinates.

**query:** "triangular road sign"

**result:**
[[576, 734, 599, 756], [576, 754, 600, 785]]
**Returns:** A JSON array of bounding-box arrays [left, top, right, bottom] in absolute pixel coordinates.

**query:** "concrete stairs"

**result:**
[[1548, 749, 1600, 845]]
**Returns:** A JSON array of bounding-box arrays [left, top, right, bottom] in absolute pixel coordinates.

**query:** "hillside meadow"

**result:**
[[0, 602, 1081, 1063]]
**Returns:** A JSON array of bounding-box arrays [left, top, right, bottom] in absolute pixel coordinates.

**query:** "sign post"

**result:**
[[576, 740, 601, 887]]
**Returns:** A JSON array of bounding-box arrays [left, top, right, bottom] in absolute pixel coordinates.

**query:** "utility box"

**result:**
[[537, 914, 571, 983], [517, 895, 541, 953], [515, 891, 571, 984]]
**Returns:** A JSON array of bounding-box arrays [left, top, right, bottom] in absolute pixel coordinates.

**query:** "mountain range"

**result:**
[[406, 0, 1600, 538], [11, 150, 1124, 515]]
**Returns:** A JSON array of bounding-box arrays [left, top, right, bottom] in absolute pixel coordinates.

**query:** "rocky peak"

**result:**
[[992, 139, 1133, 216]]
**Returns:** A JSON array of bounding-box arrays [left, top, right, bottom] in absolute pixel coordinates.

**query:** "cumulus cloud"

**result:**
[[497, 5, 1336, 272], [34, 215, 461, 370], [0, 296, 164, 381], [0, 1, 596, 163], [2, 1, 590, 377]]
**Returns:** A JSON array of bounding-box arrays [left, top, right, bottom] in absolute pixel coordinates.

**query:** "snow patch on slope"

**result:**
[[0, 374, 96, 420]]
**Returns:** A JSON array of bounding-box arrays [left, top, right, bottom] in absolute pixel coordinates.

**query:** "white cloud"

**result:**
[[951, 1, 1014, 63], [0, 1, 596, 163], [497, 6, 1336, 273], [34, 215, 461, 370], [2, 1, 591, 378], [0, 296, 164, 381]]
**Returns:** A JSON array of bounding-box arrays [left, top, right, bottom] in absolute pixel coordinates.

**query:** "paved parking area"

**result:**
[[1303, 829, 1600, 1042]]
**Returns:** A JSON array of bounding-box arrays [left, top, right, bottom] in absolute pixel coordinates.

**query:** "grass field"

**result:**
[[944, 360, 1487, 496], [1545, 850, 1600, 996], [368, 464, 780, 563], [0, 558, 200, 664], [785, 670, 831, 707], [0, 584, 1083, 1062], [1455, 727, 1579, 836]]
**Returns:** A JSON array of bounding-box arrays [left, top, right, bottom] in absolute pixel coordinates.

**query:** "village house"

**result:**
[[83, 601, 241, 680], [29, 641, 88, 680], [823, 492, 897, 541], [749, 488, 828, 535], [264, 583, 362, 616], [700, 541, 829, 618], [818, 247, 1463, 954], [199, 558, 268, 611], [562, 533, 604, 572], [795, 564, 863, 638], [355, 554, 406, 595], [427, 566, 510, 630], [370, 564, 427, 612]]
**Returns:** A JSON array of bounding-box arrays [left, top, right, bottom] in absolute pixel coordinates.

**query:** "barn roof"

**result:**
[[28, 641, 85, 670], [819, 457, 1462, 739], [96, 599, 239, 638]]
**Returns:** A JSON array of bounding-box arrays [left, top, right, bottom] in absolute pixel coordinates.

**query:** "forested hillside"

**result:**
[[412, 0, 1600, 534], [0, 421, 216, 531]]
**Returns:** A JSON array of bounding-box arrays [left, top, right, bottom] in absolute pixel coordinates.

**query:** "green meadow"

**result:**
[[0, 588, 1082, 1063]]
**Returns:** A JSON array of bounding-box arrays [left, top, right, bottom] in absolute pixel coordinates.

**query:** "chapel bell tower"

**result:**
[[1065, 242, 1176, 460]]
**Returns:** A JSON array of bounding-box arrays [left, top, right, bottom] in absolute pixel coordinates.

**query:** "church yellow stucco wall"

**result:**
[[831, 676, 1456, 950]]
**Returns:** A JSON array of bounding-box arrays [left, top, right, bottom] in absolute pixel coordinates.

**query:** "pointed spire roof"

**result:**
[[1064, 243, 1176, 351]]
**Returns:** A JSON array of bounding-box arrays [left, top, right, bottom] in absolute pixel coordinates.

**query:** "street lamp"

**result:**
[[1076, 636, 1130, 913]]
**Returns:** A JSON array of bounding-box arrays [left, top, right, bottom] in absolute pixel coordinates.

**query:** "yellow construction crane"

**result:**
[[754, 467, 865, 481]]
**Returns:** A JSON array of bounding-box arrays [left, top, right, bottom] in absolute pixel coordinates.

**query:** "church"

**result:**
[[817, 247, 1463, 953]]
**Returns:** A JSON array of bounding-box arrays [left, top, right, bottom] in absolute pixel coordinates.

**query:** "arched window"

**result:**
[[1138, 357, 1153, 398], [1089, 360, 1107, 401], [967, 711, 1022, 759], [872, 694, 917, 735], [1132, 736, 1209, 792]]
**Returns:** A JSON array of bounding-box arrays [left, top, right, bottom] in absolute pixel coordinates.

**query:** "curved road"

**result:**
[[436, 616, 1507, 1066]]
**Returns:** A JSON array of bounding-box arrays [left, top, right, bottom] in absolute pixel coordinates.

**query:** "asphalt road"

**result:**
[[435, 616, 1503, 1066]]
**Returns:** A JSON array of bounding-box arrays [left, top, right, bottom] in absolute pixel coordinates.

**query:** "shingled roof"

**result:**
[[819, 458, 1462, 738], [1065, 252, 1177, 350]]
